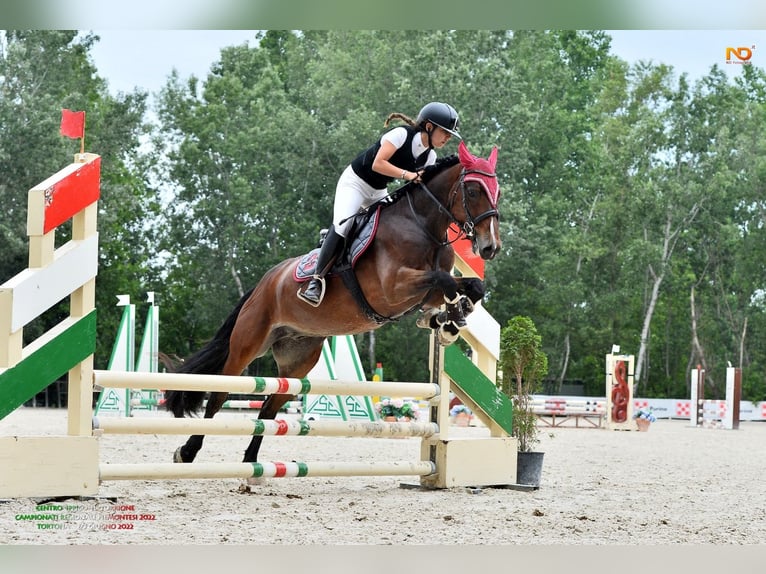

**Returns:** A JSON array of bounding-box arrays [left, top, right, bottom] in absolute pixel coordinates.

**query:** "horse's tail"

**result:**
[[164, 288, 254, 418]]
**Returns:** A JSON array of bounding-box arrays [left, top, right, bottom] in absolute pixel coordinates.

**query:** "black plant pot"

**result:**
[[516, 451, 544, 487]]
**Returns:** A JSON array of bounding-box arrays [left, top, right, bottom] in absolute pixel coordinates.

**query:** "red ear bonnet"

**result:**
[[458, 140, 499, 207]]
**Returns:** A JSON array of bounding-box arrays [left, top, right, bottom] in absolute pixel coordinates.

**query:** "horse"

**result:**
[[164, 140, 501, 467]]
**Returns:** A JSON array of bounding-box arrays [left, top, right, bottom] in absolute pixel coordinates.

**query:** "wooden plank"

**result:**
[[0, 436, 99, 497], [420, 437, 516, 488], [448, 229, 484, 278], [0, 289, 22, 368], [26, 154, 101, 236], [0, 310, 97, 421], [463, 303, 500, 358], [1, 234, 98, 332], [443, 344, 513, 436]]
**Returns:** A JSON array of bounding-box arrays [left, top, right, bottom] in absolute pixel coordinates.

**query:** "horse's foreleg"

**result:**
[[173, 391, 229, 463], [448, 276, 485, 323], [456, 277, 485, 308], [415, 273, 485, 345]]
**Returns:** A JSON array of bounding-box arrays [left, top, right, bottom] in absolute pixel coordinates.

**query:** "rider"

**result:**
[[298, 101, 461, 306]]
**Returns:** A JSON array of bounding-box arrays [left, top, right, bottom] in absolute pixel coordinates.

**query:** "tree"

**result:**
[[499, 316, 548, 452]]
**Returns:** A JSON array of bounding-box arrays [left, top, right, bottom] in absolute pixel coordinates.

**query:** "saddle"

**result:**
[[293, 206, 403, 323], [293, 206, 381, 282]]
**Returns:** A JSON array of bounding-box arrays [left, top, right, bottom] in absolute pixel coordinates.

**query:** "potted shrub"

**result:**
[[499, 316, 549, 486]]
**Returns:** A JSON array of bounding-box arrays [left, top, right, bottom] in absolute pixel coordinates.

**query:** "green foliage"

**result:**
[[499, 316, 549, 452]]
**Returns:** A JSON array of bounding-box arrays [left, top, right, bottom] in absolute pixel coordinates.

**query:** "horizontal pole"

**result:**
[[532, 408, 603, 414], [129, 398, 303, 410], [93, 417, 439, 438], [99, 460, 436, 481], [94, 370, 439, 399], [531, 400, 605, 405]]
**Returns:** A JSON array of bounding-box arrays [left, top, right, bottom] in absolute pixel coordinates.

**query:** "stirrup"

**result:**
[[297, 277, 326, 307]]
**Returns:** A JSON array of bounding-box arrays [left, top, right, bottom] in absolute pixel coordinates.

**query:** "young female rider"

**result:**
[[298, 101, 460, 306]]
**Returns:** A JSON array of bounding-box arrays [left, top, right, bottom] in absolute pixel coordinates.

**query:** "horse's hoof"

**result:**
[[437, 325, 460, 346], [246, 476, 266, 486], [416, 309, 438, 329], [173, 447, 186, 463], [460, 296, 474, 315]]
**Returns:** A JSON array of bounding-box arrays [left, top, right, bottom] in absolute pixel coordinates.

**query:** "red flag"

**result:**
[[60, 109, 85, 139]]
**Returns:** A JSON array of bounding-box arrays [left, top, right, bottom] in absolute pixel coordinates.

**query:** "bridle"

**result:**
[[407, 166, 499, 246], [457, 168, 500, 238]]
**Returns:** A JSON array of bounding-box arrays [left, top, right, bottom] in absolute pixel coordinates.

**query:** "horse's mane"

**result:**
[[368, 154, 461, 210], [421, 154, 460, 183]]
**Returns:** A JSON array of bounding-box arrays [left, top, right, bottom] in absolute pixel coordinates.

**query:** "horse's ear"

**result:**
[[458, 140, 472, 166], [489, 146, 498, 168]]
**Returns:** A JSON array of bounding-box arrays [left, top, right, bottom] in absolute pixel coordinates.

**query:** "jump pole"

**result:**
[[100, 460, 436, 481], [93, 416, 439, 438], [93, 370, 438, 399], [129, 398, 303, 411]]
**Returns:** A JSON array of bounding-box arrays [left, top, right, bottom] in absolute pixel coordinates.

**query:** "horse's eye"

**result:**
[[465, 185, 477, 199]]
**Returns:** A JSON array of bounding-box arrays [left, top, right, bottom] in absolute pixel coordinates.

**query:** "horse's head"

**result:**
[[455, 141, 501, 260]]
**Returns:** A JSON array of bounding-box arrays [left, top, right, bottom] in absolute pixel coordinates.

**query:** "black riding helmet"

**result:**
[[416, 102, 461, 139]]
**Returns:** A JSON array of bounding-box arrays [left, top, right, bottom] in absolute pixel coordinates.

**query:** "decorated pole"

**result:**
[[99, 460, 436, 481], [93, 370, 439, 398], [93, 417, 439, 438]]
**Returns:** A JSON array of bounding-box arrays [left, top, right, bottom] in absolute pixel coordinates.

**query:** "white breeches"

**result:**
[[332, 165, 389, 237]]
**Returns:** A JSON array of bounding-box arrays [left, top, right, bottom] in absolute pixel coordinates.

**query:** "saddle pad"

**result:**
[[293, 207, 381, 282]]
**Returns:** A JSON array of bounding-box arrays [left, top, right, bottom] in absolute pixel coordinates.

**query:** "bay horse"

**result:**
[[164, 140, 501, 467]]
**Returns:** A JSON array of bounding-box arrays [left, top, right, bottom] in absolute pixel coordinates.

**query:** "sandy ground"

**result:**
[[1, 406, 765, 546]]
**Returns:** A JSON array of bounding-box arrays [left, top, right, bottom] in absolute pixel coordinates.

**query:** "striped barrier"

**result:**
[[92, 369, 447, 484], [93, 416, 439, 438], [691, 366, 741, 430], [99, 460, 436, 481], [129, 397, 303, 412], [697, 400, 728, 428], [531, 397, 606, 428], [93, 370, 439, 399]]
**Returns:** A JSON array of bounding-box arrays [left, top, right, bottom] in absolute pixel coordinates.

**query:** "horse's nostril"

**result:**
[[481, 245, 496, 260]]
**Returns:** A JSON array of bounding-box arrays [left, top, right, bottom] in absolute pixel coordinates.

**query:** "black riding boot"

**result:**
[[298, 226, 345, 307]]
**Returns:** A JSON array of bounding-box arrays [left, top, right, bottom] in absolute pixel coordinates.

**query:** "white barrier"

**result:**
[[691, 366, 741, 430]]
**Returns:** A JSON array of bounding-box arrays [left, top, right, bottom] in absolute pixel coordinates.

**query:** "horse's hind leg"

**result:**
[[242, 336, 325, 466], [173, 391, 230, 463]]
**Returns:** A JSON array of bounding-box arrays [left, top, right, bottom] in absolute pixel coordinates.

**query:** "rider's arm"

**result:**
[[372, 128, 421, 182]]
